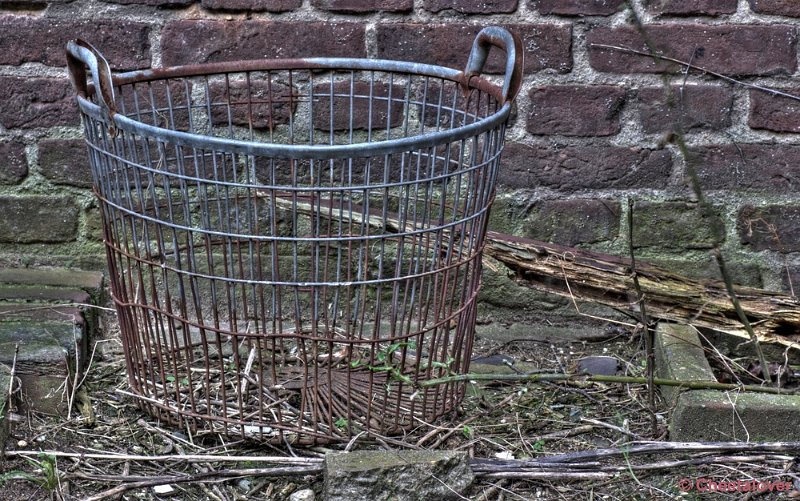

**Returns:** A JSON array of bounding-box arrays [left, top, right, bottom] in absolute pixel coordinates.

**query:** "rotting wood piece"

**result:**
[[483, 232, 800, 347]]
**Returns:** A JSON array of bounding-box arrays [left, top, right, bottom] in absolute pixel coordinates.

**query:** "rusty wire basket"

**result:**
[[66, 27, 522, 444]]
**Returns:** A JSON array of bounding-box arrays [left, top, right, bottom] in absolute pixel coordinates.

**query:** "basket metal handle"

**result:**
[[463, 26, 524, 105], [66, 39, 118, 119]]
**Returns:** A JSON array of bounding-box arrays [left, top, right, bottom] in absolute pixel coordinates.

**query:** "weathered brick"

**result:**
[[38, 139, 91, 188], [638, 85, 732, 134], [530, 0, 624, 15], [689, 144, 800, 192], [749, 0, 800, 17], [738, 205, 800, 252], [101, 0, 192, 5], [0, 16, 150, 70], [0, 196, 79, 243], [587, 25, 797, 76], [0, 141, 27, 185], [201, 0, 301, 11], [423, 0, 518, 14], [377, 23, 572, 74], [646, 0, 737, 15], [749, 88, 800, 133], [161, 20, 366, 65], [0, 77, 77, 129], [631, 201, 722, 249], [527, 85, 626, 136], [312, 0, 412, 12], [521, 199, 620, 245], [499, 143, 672, 190], [312, 81, 404, 131]]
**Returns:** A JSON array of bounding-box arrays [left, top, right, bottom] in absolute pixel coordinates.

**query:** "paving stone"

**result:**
[[325, 450, 473, 501], [0, 321, 84, 415], [655, 323, 800, 441], [0, 268, 103, 301]]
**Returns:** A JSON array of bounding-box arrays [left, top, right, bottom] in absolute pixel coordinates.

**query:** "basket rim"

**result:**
[[78, 57, 512, 160]]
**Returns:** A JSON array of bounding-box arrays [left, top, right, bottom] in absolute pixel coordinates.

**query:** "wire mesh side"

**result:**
[[81, 65, 507, 443]]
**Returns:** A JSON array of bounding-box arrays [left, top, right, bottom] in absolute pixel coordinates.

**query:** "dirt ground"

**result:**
[[2, 310, 799, 501]]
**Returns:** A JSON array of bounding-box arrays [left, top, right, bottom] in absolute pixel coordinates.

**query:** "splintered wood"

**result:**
[[484, 232, 800, 348]]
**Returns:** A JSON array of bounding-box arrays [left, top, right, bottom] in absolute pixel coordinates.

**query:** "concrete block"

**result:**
[[655, 323, 800, 441], [325, 450, 473, 501], [0, 321, 85, 415]]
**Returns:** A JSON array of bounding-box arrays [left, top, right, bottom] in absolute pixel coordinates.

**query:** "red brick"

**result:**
[[312, 81, 405, 131], [638, 85, 732, 134], [0, 15, 150, 70], [0, 77, 77, 129], [530, 0, 625, 16], [0, 0, 70, 4], [424, 0, 518, 14], [207, 79, 296, 129], [161, 20, 365, 65], [588, 24, 796, 76], [647, 0, 737, 15], [521, 199, 620, 245], [531, 0, 624, 16], [749, 88, 800, 133], [749, 0, 800, 17], [738, 205, 800, 252], [100, 0, 192, 5], [690, 144, 800, 192], [499, 143, 671, 190], [312, 0, 412, 12], [527, 85, 626, 136], [38, 139, 91, 188], [201, 0, 301, 11], [376, 23, 571, 74], [0, 196, 79, 243], [0, 141, 27, 185]]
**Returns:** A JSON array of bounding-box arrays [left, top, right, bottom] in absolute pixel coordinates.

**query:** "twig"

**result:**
[[73, 465, 322, 501], [588, 43, 800, 103], [4, 450, 322, 464], [416, 371, 798, 395], [627, 198, 657, 437], [621, 0, 774, 386]]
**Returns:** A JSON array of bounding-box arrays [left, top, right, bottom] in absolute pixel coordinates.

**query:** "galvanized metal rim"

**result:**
[[78, 57, 512, 160]]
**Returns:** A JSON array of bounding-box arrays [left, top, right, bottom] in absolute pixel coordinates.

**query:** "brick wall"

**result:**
[[1, 0, 799, 295]]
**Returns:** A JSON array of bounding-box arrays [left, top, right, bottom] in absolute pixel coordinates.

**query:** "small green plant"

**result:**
[[334, 417, 349, 429], [531, 439, 545, 452], [0, 454, 59, 491], [165, 374, 189, 386], [348, 341, 417, 385], [462, 424, 474, 439]]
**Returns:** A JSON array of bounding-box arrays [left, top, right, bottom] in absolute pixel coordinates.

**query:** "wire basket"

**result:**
[[67, 27, 523, 444]]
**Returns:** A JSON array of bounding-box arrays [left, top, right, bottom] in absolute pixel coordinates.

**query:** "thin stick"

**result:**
[[4, 450, 322, 464], [588, 43, 800, 102], [620, 0, 773, 386], [417, 371, 799, 395], [627, 198, 657, 437], [75, 466, 322, 501]]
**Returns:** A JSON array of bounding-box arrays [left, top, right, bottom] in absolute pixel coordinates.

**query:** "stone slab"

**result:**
[[0, 268, 103, 296], [325, 450, 473, 501], [0, 321, 85, 415], [655, 323, 800, 441], [0, 366, 9, 452], [654, 323, 715, 404]]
